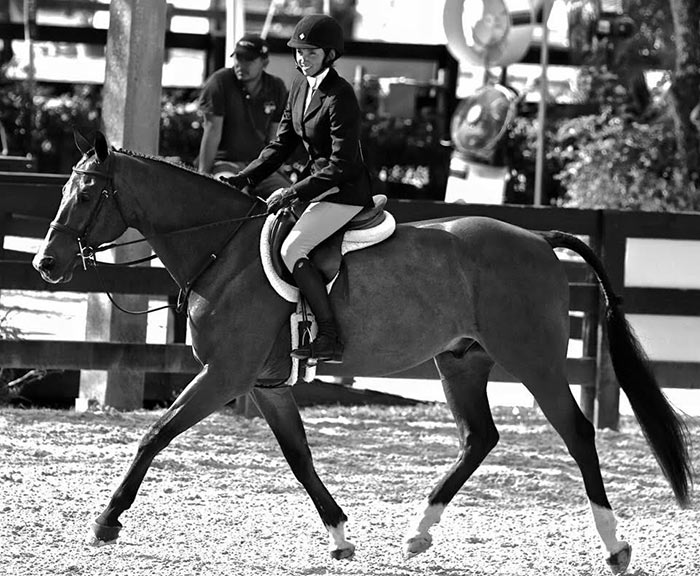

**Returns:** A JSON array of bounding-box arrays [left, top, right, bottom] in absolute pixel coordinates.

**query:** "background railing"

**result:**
[[2, 170, 699, 428]]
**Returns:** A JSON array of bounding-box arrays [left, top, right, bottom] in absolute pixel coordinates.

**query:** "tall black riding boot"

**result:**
[[291, 258, 343, 363]]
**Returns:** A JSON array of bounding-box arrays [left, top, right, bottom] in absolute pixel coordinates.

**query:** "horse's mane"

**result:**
[[114, 147, 229, 185]]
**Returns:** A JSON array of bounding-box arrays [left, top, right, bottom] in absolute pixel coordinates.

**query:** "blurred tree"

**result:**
[[571, 0, 673, 119], [0, 83, 202, 171], [666, 0, 700, 188], [523, 0, 700, 210], [589, 0, 700, 189], [503, 116, 564, 206], [553, 111, 700, 211]]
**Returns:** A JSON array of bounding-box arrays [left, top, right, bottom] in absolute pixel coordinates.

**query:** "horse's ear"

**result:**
[[93, 131, 110, 163], [74, 128, 92, 155]]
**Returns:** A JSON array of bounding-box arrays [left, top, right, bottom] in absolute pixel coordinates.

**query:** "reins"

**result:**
[[92, 202, 266, 316], [54, 159, 267, 316], [91, 210, 268, 260]]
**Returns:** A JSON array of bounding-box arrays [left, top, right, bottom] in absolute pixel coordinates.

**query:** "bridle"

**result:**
[[50, 158, 128, 272], [49, 156, 266, 315]]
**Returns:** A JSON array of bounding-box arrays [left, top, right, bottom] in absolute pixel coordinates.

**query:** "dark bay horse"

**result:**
[[33, 131, 693, 573]]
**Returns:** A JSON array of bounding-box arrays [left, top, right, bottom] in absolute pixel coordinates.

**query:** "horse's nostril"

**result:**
[[37, 256, 55, 272]]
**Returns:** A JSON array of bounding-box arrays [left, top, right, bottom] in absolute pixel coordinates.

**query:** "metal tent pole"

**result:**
[[534, 0, 551, 206]]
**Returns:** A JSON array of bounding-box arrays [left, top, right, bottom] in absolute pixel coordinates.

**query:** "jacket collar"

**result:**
[[302, 67, 337, 121], [305, 66, 330, 90]]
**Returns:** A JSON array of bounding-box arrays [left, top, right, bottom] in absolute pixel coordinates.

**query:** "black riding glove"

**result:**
[[266, 187, 297, 214], [220, 173, 253, 191]]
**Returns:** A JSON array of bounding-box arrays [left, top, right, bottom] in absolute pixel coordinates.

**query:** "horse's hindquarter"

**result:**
[[336, 217, 570, 376], [436, 217, 571, 374], [335, 221, 475, 375]]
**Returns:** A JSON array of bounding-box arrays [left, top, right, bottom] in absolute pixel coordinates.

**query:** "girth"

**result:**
[[269, 194, 388, 285]]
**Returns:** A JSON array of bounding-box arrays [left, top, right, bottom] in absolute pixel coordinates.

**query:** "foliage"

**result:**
[[542, 0, 700, 214], [0, 82, 202, 172], [361, 114, 450, 200], [502, 116, 565, 206], [0, 78, 450, 199], [625, 0, 675, 67], [34, 85, 102, 172], [566, 0, 674, 123], [0, 307, 26, 406], [552, 112, 700, 211], [0, 76, 33, 157], [497, 82, 700, 212], [158, 88, 201, 166], [498, 0, 700, 212]]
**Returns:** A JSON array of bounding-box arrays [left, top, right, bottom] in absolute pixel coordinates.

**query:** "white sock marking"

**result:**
[[407, 502, 446, 540], [590, 502, 627, 555], [326, 521, 352, 552]]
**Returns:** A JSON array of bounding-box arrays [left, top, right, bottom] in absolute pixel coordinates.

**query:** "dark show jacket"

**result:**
[[239, 67, 372, 207]]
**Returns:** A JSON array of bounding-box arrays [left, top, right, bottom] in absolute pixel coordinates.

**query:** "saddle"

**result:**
[[263, 194, 395, 296]]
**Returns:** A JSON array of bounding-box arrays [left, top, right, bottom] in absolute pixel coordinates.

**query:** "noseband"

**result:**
[[49, 159, 126, 271]]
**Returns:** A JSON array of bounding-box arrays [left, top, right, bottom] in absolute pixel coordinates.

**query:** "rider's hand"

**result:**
[[266, 187, 297, 214], [220, 173, 253, 191]]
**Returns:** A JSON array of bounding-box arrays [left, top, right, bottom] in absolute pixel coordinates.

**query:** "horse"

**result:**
[[33, 131, 693, 574]]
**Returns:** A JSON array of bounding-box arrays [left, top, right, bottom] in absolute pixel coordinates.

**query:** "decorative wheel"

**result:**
[[450, 84, 518, 159], [443, 0, 538, 68]]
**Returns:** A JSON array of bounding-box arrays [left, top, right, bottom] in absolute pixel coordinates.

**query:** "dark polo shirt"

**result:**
[[198, 69, 288, 162]]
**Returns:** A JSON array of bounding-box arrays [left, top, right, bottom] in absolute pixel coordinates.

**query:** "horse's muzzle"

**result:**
[[33, 253, 73, 283]]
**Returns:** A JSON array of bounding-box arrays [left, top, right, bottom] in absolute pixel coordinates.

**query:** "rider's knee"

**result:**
[[281, 242, 307, 273]]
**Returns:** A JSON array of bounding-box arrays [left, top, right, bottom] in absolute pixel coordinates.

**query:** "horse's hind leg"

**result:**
[[524, 372, 631, 574], [91, 366, 241, 544], [250, 386, 354, 560], [404, 344, 497, 557]]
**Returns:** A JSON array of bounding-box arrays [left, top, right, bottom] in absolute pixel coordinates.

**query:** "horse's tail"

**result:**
[[539, 230, 694, 507]]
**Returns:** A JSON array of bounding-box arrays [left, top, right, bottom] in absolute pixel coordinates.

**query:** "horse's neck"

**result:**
[[115, 154, 257, 288]]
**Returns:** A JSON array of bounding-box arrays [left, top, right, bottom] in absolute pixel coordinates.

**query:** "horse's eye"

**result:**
[[77, 192, 91, 203]]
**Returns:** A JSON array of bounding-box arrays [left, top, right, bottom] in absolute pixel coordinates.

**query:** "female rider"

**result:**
[[225, 14, 373, 363]]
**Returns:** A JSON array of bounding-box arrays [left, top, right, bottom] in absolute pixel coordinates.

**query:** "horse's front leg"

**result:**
[[250, 386, 354, 560], [90, 364, 245, 545]]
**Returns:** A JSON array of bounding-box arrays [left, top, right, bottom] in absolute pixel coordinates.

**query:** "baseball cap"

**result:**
[[232, 34, 269, 60]]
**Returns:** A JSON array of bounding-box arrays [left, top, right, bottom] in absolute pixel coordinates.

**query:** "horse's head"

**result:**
[[33, 130, 129, 283]]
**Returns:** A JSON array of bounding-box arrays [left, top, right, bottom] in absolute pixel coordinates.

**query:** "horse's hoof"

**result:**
[[606, 542, 632, 575], [88, 521, 122, 546], [330, 542, 355, 560], [404, 533, 433, 558]]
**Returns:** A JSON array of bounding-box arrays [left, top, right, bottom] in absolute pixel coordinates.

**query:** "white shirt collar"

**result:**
[[306, 67, 330, 90]]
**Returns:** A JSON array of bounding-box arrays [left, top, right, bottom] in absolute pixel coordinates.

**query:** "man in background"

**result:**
[[198, 34, 290, 197]]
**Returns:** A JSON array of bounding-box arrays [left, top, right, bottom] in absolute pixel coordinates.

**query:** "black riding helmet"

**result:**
[[287, 14, 344, 62]]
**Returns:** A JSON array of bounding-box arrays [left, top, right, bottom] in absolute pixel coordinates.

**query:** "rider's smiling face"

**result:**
[[295, 48, 326, 76]]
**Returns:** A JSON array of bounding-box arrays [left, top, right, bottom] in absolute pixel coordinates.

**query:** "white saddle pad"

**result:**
[[260, 211, 396, 302]]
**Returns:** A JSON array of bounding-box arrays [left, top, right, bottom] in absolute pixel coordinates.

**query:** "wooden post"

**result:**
[[579, 211, 603, 421], [579, 310, 598, 420], [78, 0, 167, 411], [593, 211, 626, 430]]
